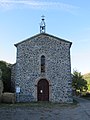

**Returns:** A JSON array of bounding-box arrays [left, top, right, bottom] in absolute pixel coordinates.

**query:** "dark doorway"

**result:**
[[37, 79, 49, 101]]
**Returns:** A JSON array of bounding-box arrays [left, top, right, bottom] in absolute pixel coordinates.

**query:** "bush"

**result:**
[[0, 94, 1, 103], [0, 80, 3, 103], [0, 61, 12, 92], [84, 92, 90, 97], [0, 80, 3, 94], [1, 92, 16, 103]]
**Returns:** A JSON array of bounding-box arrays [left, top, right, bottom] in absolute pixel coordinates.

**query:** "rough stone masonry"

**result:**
[[11, 33, 73, 103]]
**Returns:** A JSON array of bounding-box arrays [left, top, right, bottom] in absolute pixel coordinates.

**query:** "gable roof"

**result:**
[[15, 33, 72, 47]]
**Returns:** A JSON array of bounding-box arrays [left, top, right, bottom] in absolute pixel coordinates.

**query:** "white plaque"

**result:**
[[16, 86, 20, 93]]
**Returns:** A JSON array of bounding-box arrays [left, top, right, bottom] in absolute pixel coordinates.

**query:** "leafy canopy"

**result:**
[[72, 70, 88, 93], [0, 61, 12, 92]]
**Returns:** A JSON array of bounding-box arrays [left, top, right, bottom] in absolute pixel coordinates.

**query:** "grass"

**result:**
[[0, 100, 78, 109]]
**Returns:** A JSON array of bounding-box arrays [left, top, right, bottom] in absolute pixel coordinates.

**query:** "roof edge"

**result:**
[[14, 33, 72, 47]]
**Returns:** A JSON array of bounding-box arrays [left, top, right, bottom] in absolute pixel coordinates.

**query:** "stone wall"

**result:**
[[12, 33, 73, 103]]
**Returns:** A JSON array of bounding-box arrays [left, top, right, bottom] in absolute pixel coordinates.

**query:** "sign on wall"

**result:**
[[16, 86, 20, 93]]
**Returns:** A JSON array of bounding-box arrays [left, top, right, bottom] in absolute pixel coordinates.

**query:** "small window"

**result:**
[[41, 55, 45, 72]]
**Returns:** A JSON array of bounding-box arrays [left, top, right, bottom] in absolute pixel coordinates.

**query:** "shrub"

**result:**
[[0, 80, 3, 103], [72, 70, 88, 95], [0, 61, 12, 92], [0, 80, 3, 95], [2, 92, 16, 103], [0, 94, 1, 103], [83, 92, 90, 97]]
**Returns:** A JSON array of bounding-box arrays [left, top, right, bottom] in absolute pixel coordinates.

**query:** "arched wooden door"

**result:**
[[37, 79, 49, 101]]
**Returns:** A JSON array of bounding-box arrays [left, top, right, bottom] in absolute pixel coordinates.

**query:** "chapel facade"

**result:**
[[11, 17, 73, 103]]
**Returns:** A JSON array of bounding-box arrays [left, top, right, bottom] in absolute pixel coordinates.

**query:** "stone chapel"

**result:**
[[11, 17, 73, 103]]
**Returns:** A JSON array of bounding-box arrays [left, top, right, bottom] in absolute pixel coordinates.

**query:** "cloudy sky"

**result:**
[[0, 0, 90, 74]]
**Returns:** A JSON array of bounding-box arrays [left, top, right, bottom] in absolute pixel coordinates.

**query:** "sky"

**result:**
[[0, 0, 90, 74]]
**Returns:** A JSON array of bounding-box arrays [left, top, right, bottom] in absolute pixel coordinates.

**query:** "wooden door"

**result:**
[[37, 79, 49, 101]]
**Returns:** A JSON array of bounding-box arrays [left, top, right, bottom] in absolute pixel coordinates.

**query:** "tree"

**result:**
[[0, 61, 12, 92], [72, 70, 88, 95], [0, 69, 3, 94]]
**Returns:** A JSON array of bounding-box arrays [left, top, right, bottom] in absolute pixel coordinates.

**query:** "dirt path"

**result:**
[[74, 97, 90, 119], [0, 98, 90, 120]]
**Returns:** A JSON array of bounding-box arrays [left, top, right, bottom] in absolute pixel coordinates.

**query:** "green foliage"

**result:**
[[0, 80, 3, 94], [0, 61, 12, 92], [87, 85, 90, 91], [72, 70, 88, 94], [83, 73, 90, 91]]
